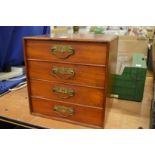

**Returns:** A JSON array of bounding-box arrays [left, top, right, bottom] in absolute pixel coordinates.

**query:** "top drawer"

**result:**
[[25, 40, 108, 65]]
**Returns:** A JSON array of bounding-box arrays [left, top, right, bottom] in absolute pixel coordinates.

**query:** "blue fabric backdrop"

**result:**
[[0, 26, 50, 72]]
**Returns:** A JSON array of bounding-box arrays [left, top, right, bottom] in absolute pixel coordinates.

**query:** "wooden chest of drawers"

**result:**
[[24, 34, 118, 128]]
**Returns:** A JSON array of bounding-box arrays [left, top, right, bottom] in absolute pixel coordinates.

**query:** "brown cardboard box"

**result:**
[[118, 36, 148, 54], [116, 36, 148, 73]]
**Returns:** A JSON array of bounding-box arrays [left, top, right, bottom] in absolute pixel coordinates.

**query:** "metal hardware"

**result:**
[[53, 86, 75, 99], [51, 45, 74, 59], [52, 67, 75, 80], [53, 105, 74, 117]]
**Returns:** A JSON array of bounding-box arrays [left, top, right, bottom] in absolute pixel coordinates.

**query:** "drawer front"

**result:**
[[30, 80, 105, 108], [26, 40, 107, 65], [27, 61, 106, 87], [31, 97, 104, 127]]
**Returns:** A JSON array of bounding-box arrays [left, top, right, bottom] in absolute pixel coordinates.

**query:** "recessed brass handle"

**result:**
[[53, 105, 74, 117], [52, 67, 75, 80], [53, 86, 75, 99], [51, 45, 74, 59]]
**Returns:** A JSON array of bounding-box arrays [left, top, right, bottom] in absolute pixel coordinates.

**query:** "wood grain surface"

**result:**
[[26, 40, 108, 65], [27, 60, 106, 87], [30, 79, 105, 108], [31, 97, 104, 128], [24, 35, 118, 128]]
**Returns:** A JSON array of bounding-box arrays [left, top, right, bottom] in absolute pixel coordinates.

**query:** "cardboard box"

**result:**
[[116, 36, 148, 72], [118, 36, 148, 55]]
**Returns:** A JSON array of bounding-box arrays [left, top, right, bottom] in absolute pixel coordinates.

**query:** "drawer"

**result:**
[[30, 79, 105, 108], [31, 97, 104, 128], [25, 40, 107, 65], [27, 61, 106, 87]]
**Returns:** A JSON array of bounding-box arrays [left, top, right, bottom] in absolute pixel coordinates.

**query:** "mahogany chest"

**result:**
[[24, 34, 118, 128]]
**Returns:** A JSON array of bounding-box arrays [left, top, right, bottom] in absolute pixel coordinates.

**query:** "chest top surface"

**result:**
[[24, 34, 118, 43]]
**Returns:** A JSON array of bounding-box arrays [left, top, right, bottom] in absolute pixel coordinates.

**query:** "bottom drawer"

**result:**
[[31, 97, 104, 128]]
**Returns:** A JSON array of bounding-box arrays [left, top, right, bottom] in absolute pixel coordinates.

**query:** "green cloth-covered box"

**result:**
[[112, 53, 147, 102]]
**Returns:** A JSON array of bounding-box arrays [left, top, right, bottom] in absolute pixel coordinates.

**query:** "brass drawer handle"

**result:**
[[52, 67, 75, 80], [53, 86, 75, 99], [51, 45, 74, 59], [53, 105, 74, 117]]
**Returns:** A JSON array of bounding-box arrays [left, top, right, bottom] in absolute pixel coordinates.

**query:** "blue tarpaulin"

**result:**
[[0, 75, 26, 95], [0, 26, 50, 72]]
